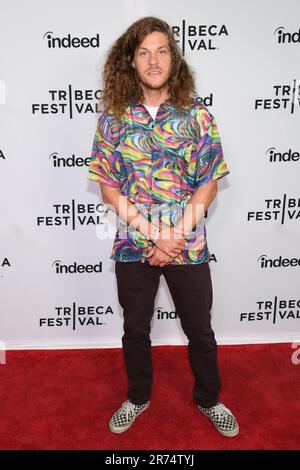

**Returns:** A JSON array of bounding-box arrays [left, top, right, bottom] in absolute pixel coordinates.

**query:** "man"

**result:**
[[87, 16, 239, 438]]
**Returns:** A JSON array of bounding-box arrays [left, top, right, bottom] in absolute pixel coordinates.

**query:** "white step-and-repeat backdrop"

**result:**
[[0, 0, 299, 350]]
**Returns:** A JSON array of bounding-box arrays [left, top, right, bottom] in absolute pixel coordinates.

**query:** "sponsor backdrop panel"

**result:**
[[0, 0, 299, 349]]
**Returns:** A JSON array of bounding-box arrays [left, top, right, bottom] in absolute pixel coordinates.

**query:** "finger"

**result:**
[[176, 240, 186, 248], [169, 251, 180, 258], [177, 243, 186, 250], [146, 247, 155, 258], [159, 246, 170, 255], [159, 260, 169, 266], [164, 260, 173, 266]]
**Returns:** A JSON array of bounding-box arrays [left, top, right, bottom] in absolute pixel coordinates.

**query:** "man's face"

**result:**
[[132, 31, 172, 92]]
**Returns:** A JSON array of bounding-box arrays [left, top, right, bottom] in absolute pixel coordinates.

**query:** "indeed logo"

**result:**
[[43, 31, 100, 48], [49, 152, 90, 168], [195, 94, 214, 108], [257, 255, 300, 269], [155, 306, 178, 320], [52, 260, 102, 274], [274, 27, 300, 44], [266, 147, 300, 163]]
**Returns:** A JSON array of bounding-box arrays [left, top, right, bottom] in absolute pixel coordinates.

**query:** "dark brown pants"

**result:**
[[115, 260, 222, 408]]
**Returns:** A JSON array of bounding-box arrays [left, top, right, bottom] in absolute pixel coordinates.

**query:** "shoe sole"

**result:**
[[198, 408, 239, 438], [109, 402, 150, 434]]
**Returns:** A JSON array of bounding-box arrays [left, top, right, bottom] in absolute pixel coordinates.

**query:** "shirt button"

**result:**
[[150, 122, 154, 129]]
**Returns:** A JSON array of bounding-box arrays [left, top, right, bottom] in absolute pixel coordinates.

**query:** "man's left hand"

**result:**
[[145, 245, 176, 267]]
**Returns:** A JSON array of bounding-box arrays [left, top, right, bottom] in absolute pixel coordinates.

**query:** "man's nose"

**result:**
[[149, 53, 159, 65]]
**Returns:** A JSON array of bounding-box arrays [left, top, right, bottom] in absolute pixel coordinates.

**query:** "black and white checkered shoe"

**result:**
[[109, 400, 150, 434], [198, 402, 239, 437]]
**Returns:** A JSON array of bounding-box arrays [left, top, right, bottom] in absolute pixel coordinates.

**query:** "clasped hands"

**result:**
[[145, 225, 187, 267]]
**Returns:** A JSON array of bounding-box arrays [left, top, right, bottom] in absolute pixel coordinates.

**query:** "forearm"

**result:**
[[175, 180, 218, 236], [101, 186, 156, 239]]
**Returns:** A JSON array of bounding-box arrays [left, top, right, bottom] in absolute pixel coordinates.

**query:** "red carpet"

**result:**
[[0, 344, 299, 450]]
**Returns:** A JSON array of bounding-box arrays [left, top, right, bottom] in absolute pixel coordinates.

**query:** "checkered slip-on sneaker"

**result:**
[[109, 400, 150, 434], [198, 402, 239, 437]]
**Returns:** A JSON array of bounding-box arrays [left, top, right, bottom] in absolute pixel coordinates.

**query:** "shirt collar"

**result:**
[[130, 96, 176, 112]]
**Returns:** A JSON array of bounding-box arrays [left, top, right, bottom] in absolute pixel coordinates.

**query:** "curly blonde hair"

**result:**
[[100, 16, 196, 119]]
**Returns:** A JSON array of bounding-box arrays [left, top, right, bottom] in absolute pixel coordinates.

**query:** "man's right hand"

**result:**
[[154, 226, 186, 258], [145, 245, 174, 267]]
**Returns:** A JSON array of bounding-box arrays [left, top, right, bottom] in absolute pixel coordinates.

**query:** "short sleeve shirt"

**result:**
[[87, 97, 230, 264]]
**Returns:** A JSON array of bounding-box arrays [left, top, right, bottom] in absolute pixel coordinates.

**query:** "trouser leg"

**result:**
[[115, 261, 161, 405], [162, 262, 222, 408]]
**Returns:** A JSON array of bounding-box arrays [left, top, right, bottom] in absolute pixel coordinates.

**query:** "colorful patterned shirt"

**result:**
[[87, 97, 229, 264]]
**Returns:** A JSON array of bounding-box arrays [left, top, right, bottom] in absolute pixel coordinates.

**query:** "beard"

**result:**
[[138, 73, 170, 92]]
